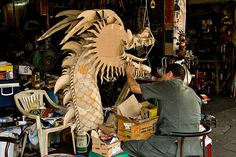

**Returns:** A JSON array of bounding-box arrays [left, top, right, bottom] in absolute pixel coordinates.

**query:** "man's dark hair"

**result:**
[[165, 64, 185, 81]]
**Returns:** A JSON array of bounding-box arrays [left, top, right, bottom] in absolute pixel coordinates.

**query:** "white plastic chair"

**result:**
[[14, 89, 75, 157]]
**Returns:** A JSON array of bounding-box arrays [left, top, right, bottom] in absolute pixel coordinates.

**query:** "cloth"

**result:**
[[28, 123, 38, 145], [122, 79, 202, 157]]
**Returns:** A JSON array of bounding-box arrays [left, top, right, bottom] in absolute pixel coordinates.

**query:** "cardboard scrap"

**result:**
[[117, 94, 141, 118]]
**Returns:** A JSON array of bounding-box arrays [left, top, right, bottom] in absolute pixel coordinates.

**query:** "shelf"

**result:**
[[198, 60, 219, 63]]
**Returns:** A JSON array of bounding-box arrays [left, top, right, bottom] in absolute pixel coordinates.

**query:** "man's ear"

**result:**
[[167, 71, 174, 79]]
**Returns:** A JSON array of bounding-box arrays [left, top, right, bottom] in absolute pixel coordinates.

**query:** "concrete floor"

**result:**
[[202, 95, 236, 157]]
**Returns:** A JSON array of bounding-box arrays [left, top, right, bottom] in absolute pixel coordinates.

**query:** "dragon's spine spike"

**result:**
[[62, 57, 78, 68], [60, 10, 98, 44], [101, 19, 106, 26], [97, 21, 104, 31], [75, 22, 95, 36], [111, 66, 114, 78], [93, 23, 102, 32], [114, 67, 119, 77], [106, 65, 110, 79], [68, 52, 76, 57], [92, 59, 101, 70], [87, 29, 99, 37], [55, 10, 82, 17], [63, 106, 74, 125], [38, 17, 73, 41], [94, 62, 103, 81], [62, 68, 70, 74], [61, 41, 83, 54], [66, 20, 80, 34], [54, 75, 70, 93], [85, 52, 98, 63], [83, 43, 96, 48], [81, 50, 91, 58], [63, 89, 72, 105], [100, 64, 107, 82], [120, 52, 127, 60]]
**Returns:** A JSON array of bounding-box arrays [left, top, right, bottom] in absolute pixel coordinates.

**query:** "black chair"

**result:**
[[168, 124, 212, 157]]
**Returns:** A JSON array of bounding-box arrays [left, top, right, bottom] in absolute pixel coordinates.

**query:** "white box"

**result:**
[[18, 65, 33, 75]]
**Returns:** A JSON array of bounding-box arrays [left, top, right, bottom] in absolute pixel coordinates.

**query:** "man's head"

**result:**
[[162, 63, 185, 81]]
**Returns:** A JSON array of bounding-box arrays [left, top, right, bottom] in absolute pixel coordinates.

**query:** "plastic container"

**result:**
[[0, 80, 20, 108]]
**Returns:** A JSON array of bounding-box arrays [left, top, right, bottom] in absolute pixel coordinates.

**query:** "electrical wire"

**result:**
[[143, 0, 155, 59]]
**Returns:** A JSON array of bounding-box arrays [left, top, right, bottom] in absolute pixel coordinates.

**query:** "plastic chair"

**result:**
[[14, 89, 75, 157], [168, 124, 212, 157]]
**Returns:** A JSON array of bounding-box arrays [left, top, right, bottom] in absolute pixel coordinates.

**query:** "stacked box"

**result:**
[[117, 115, 158, 141], [92, 137, 122, 157], [0, 63, 13, 80]]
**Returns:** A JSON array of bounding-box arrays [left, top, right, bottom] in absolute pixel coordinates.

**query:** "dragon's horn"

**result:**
[[54, 74, 70, 93], [56, 10, 83, 17], [38, 16, 78, 41]]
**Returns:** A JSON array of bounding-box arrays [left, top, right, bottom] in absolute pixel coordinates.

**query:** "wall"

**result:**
[[188, 0, 236, 5]]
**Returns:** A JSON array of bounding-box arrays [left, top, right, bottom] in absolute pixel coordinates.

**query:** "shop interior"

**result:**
[[0, 0, 235, 157]]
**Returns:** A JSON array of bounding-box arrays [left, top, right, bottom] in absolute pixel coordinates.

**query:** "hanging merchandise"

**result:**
[[150, 0, 156, 9], [173, 0, 186, 53], [40, 0, 48, 16], [142, 0, 155, 59]]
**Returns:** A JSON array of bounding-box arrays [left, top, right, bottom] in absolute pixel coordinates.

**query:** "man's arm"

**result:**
[[126, 64, 142, 94]]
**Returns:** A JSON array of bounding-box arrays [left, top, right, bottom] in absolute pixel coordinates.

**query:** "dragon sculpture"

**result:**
[[38, 9, 155, 133]]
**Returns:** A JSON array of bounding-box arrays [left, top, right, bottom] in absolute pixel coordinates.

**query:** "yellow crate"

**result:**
[[0, 64, 13, 72], [140, 102, 159, 119]]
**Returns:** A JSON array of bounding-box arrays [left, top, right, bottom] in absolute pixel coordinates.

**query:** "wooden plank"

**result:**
[[114, 81, 130, 107]]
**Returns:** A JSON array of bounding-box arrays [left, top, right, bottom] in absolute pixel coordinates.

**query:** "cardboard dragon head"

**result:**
[[38, 9, 155, 132]]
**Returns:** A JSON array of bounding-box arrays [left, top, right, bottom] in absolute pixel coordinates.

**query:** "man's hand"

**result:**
[[126, 63, 135, 77], [126, 63, 142, 94]]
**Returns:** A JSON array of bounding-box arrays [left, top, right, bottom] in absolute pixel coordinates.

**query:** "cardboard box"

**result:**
[[117, 115, 157, 141], [92, 137, 122, 157], [140, 101, 159, 119], [0, 63, 13, 72]]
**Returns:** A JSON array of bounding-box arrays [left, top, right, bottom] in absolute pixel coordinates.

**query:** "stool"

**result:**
[[168, 124, 212, 157]]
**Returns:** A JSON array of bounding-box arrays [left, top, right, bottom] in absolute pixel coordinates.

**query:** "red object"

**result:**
[[40, 0, 48, 16], [42, 108, 53, 117], [207, 143, 212, 157], [164, 0, 174, 26]]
